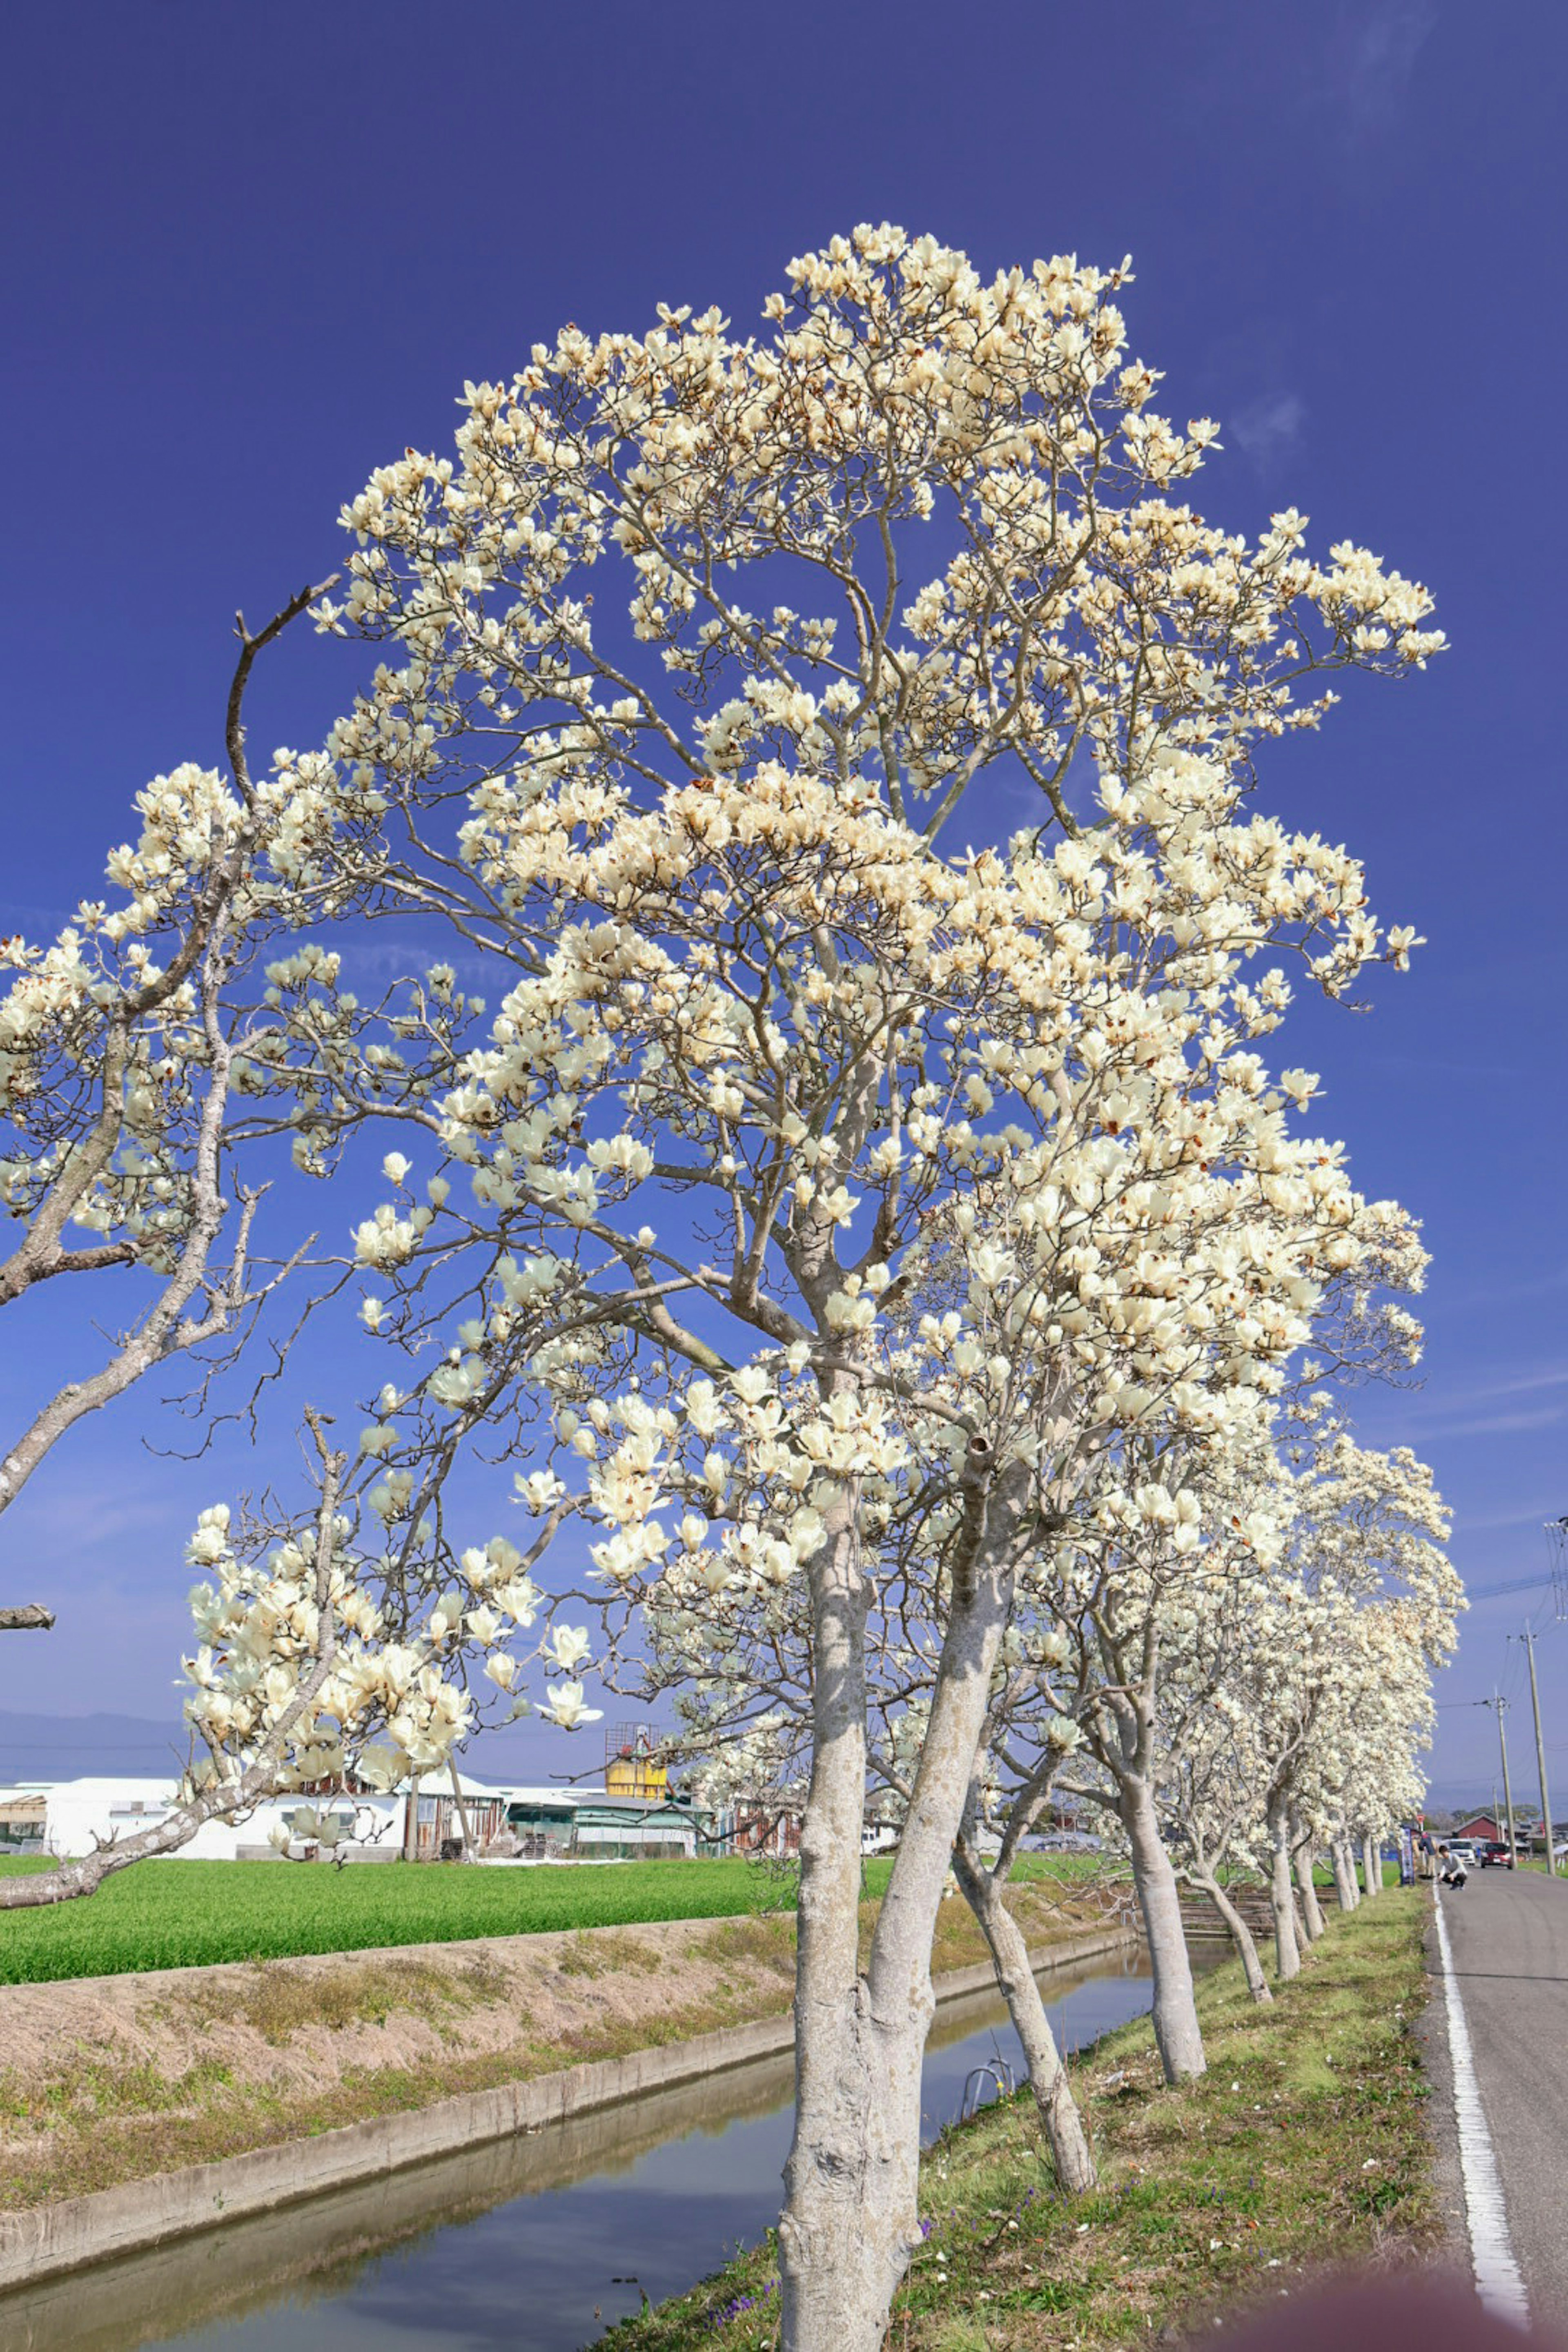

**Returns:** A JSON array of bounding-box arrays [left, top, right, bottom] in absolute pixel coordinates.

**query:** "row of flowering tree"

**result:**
[[1, 227, 1455, 2352]]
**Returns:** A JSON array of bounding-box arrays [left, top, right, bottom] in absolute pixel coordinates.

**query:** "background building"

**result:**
[[0, 1773, 704, 1865]]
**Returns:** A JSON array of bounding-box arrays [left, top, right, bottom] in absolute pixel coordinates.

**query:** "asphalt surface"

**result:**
[[1438, 1866, 1568, 2329]]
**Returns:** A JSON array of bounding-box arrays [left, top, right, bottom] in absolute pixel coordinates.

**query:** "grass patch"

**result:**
[[555, 1929, 662, 1979], [168, 1953, 510, 2042], [694, 1914, 797, 1978], [603, 1890, 1435, 2352]]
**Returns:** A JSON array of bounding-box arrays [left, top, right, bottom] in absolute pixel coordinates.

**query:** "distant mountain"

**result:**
[[0, 1711, 189, 1782]]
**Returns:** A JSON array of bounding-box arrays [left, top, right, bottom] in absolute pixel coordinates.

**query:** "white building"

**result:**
[[0, 1774, 700, 1864], [0, 1778, 407, 1863]]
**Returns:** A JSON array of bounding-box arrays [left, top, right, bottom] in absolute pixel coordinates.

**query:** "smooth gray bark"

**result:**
[[778, 1450, 1024, 2352], [951, 1840, 1096, 2189], [779, 1503, 884, 2352], [1294, 1840, 1326, 1941], [447, 1759, 479, 1859], [1267, 1801, 1300, 1981], [1331, 1840, 1359, 1911], [1121, 1771, 1206, 2079], [1361, 1832, 1382, 1898], [1191, 1866, 1272, 2003]]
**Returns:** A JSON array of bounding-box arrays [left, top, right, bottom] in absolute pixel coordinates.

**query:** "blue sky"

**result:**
[[2, 1, 1564, 1804]]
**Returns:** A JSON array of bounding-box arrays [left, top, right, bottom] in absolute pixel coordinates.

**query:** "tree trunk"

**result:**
[[1330, 1840, 1358, 1911], [1267, 1804, 1300, 1982], [1192, 1869, 1273, 2003], [777, 1465, 1021, 2352], [780, 1882, 922, 2352], [1294, 1842, 1326, 1941], [1361, 1832, 1381, 1898], [403, 1775, 421, 1862], [952, 1843, 1097, 2189], [448, 1758, 479, 1860], [778, 1509, 902, 2352], [1120, 1772, 1205, 2080]]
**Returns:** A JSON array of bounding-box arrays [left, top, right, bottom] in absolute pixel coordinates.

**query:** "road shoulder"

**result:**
[[1412, 1893, 1475, 2281], [1410, 1882, 1495, 2323]]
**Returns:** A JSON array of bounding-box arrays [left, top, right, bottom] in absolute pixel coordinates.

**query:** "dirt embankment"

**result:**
[[0, 1875, 1108, 2211]]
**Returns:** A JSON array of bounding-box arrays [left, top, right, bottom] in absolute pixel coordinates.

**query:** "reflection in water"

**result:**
[[3, 1947, 1154, 2352]]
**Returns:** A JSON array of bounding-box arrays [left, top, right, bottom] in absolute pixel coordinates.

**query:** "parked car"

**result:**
[[1446, 1840, 1479, 1863], [1477, 1840, 1515, 1869]]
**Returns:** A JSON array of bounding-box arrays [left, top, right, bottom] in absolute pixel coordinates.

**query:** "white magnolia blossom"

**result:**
[[179, 1466, 585, 1790]]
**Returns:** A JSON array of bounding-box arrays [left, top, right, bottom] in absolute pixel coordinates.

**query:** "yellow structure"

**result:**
[[605, 1726, 668, 1800]]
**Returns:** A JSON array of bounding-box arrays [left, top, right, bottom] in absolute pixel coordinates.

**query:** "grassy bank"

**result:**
[[0, 1872, 1115, 2209], [0, 1850, 1091, 1986], [607, 1889, 1435, 2352]]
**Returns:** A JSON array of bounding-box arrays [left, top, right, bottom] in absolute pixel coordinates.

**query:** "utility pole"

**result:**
[[1524, 1626, 1555, 1877], [1496, 1691, 1519, 1870]]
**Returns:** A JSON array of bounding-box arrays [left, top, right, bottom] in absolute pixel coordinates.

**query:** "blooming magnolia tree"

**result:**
[[0, 588, 335, 1614], [1145, 1523, 1290, 2004], [641, 1541, 1111, 2192], [0, 1361, 588, 1910], [0, 218, 1455, 2352], [287, 225, 1451, 2352], [0, 577, 479, 1569], [1169, 1418, 1448, 1937], [1003, 1332, 1395, 2074], [983, 1390, 1451, 2031], [1039, 1410, 1294, 2076], [0, 586, 612, 1893], [1285, 1420, 1456, 1907]]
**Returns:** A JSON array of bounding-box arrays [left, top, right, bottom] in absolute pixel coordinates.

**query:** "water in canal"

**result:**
[[7, 1947, 1158, 2352]]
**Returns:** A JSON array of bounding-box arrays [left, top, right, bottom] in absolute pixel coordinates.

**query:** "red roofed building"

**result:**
[[1450, 1814, 1503, 1844]]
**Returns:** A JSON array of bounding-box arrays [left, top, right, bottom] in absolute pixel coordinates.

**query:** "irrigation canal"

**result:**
[[6, 1945, 1167, 2352]]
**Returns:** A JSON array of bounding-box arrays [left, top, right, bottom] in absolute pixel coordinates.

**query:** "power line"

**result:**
[[1466, 1523, 1568, 1617]]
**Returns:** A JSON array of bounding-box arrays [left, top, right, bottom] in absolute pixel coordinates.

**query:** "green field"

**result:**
[[0, 1847, 1103, 1986], [0, 1855, 806, 1984]]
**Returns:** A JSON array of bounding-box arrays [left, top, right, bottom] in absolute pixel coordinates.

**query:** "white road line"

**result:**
[[1434, 1886, 1531, 2327]]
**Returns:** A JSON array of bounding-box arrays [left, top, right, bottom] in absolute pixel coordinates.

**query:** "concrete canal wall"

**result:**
[[0, 1922, 1134, 2292]]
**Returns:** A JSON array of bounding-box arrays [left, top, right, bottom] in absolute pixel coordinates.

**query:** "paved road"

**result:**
[[1439, 1866, 1568, 2328]]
